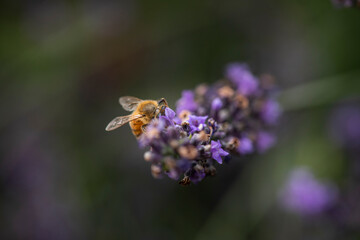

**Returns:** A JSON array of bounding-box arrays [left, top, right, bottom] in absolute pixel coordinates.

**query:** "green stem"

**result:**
[[279, 70, 360, 111]]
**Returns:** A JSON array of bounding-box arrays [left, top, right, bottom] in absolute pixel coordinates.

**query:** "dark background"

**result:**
[[1, 1, 360, 239]]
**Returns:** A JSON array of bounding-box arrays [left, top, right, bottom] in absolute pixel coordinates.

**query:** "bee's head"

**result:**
[[142, 103, 157, 117]]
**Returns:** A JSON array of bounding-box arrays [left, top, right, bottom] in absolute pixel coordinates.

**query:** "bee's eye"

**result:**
[[142, 103, 156, 114]]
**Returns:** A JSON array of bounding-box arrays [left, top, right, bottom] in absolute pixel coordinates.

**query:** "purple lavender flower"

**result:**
[[280, 168, 337, 215], [188, 115, 208, 133], [160, 107, 182, 126], [257, 132, 276, 153], [176, 90, 198, 114], [226, 63, 259, 96], [211, 98, 223, 111], [237, 137, 254, 154], [210, 140, 229, 164], [165, 107, 176, 119], [328, 105, 360, 149], [261, 99, 281, 125]]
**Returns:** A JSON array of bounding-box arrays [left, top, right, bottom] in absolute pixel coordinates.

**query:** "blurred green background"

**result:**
[[1, 1, 360, 239]]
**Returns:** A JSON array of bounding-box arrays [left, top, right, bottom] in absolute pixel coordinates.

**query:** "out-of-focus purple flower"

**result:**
[[210, 140, 229, 164], [226, 63, 259, 96], [329, 105, 360, 149], [176, 90, 198, 114], [188, 115, 208, 133], [138, 124, 160, 148], [211, 98, 223, 111], [237, 137, 254, 154], [261, 99, 281, 125], [165, 107, 176, 119], [332, 0, 358, 8], [280, 168, 337, 215], [257, 132, 276, 153]]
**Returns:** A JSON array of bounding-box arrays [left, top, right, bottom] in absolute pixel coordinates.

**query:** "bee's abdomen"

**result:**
[[130, 119, 144, 137]]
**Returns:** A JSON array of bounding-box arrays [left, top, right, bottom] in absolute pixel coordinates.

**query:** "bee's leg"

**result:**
[[161, 105, 167, 114], [154, 108, 160, 118], [158, 98, 168, 107], [141, 124, 149, 133], [155, 106, 167, 118], [157, 98, 168, 115]]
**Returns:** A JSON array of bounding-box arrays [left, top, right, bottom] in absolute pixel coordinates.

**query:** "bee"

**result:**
[[105, 96, 168, 137]]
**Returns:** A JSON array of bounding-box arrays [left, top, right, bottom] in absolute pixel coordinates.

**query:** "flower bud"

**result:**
[[151, 165, 163, 179], [234, 94, 249, 109], [226, 137, 240, 151], [179, 110, 191, 121], [164, 157, 176, 169], [218, 85, 235, 98], [178, 145, 198, 160], [205, 165, 217, 176], [219, 109, 230, 122], [144, 151, 160, 162]]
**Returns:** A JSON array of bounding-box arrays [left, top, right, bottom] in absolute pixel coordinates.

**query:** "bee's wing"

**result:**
[[119, 96, 143, 111], [105, 114, 143, 131]]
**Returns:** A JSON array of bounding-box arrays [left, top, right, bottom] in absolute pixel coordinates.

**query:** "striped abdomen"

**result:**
[[130, 118, 145, 137]]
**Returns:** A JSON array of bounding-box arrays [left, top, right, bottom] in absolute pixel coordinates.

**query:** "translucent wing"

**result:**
[[105, 114, 143, 131], [119, 96, 142, 111]]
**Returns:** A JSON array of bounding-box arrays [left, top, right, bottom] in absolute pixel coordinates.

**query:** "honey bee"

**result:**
[[105, 96, 168, 137]]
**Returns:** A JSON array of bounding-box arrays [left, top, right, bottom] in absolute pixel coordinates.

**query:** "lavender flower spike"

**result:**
[[136, 62, 280, 185]]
